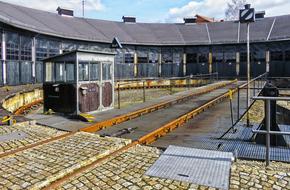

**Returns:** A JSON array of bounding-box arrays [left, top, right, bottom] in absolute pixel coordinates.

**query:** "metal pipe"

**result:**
[[252, 96, 290, 101], [237, 87, 240, 120], [252, 130, 290, 136], [265, 99, 271, 166]]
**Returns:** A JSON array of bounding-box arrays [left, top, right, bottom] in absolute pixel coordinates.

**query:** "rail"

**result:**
[[252, 96, 290, 166], [81, 80, 237, 133]]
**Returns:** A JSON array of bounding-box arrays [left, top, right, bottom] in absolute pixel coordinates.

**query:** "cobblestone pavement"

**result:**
[[230, 160, 290, 190], [0, 122, 67, 154], [58, 145, 290, 190], [0, 132, 130, 190], [57, 145, 217, 190]]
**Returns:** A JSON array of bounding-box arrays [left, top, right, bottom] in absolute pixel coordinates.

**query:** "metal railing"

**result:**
[[219, 72, 268, 139], [252, 96, 290, 166], [116, 73, 219, 109]]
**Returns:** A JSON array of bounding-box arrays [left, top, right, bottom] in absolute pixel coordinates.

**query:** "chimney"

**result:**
[[57, 7, 74, 17], [183, 17, 197, 24], [122, 16, 136, 23], [255, 11, 266, 19]]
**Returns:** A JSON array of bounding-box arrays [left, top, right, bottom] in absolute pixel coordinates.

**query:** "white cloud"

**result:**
[[2, 0, 104, 16], [166, 0, 290, 22]]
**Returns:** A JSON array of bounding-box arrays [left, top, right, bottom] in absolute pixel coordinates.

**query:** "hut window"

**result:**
[[79, 62, 89, 81], [45, 62, 54, 82], [149, 48, 159, 63], [66, 62, 75, 82], [270, 51, 283, 61], [102, 63, 112, 80], [55, 62, 65, 82], [90, 62, 100, 81]]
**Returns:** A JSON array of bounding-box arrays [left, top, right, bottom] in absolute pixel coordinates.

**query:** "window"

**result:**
[[20, 36, 32, 61], [90, 62, 100, 81], [162, 48, 173, 64], [224, 52, 236, 63], [78, 62, 89, 81], [198, 53, 208, 63], [270, 51, 283, 61], [149, 48, 159, 63], [6, 32, 19, 60], [240, 52, 247, 62], [45, 62, 54, 82], [36, 39, 48, 61], [102, 63, 112, 80], [137, 48, 148, 63], [55, 62, 65, 82], [285, 51, 290, 61], [186, 53, 197, 63], [66, 62, 75, 82], [124, 53, 134, 64], [49, 41, 60, 57], [212, 52, 223, 63], [252, 50, 265, 62]]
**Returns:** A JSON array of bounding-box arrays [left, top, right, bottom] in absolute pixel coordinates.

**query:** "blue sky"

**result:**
[[2, 0, 290, 23]]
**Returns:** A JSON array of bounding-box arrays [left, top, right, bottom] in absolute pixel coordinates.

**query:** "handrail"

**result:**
[[251, 96, 290, 166]]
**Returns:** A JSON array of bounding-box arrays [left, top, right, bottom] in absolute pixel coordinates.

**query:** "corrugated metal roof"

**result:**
[[0, 1, 290, 45]]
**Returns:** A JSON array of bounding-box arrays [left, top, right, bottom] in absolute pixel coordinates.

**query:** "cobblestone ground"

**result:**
[[0, 132, 130, 190], [58, 145, 217, 190], [230, 160, 290, 190], [0, 122, 67, 153]]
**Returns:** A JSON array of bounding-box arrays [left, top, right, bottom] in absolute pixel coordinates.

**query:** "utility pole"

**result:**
[[246, 22, 250, 127], [239, 4, 255, 127], [82, 0, 85, 17]]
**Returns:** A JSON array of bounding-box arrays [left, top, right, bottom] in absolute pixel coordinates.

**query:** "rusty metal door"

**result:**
[[101, 62, 113, 108]]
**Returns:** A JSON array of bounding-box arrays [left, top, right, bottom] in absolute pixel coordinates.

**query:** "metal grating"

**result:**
[[145, 145, 233, 190]]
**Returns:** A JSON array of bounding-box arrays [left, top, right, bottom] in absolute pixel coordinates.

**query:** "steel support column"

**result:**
[[2, 31, 6, 85]]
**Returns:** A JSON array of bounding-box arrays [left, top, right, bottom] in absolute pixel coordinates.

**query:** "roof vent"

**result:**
[[57, 7, 74, 17], [255, 11, 266, 19], [122, 16, 136, 23], [183, 18, 197, 24]]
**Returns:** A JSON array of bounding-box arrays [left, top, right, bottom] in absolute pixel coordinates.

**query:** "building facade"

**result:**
[[0, 1, 290, 86]]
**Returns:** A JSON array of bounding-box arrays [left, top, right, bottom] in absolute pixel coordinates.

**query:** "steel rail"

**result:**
[[14, 99, 43, 115], [81, 80, 237, 133], [137, 83, 241, 145]]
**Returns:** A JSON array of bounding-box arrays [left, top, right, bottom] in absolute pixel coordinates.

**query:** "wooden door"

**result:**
[[79, 83, 100, 113], [101, 62, 113, 108]]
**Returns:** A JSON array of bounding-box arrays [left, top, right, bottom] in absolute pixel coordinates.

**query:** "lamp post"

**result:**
[[239, 4, 255, 127]]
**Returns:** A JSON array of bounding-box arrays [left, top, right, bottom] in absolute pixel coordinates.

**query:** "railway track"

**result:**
[[1, 80, 243, 189]]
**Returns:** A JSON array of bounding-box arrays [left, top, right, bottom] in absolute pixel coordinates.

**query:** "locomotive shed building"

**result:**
[[0, 1, 290, 86]]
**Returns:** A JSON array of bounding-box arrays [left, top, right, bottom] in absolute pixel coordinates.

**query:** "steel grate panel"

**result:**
[[145, 146, 233, 190]]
